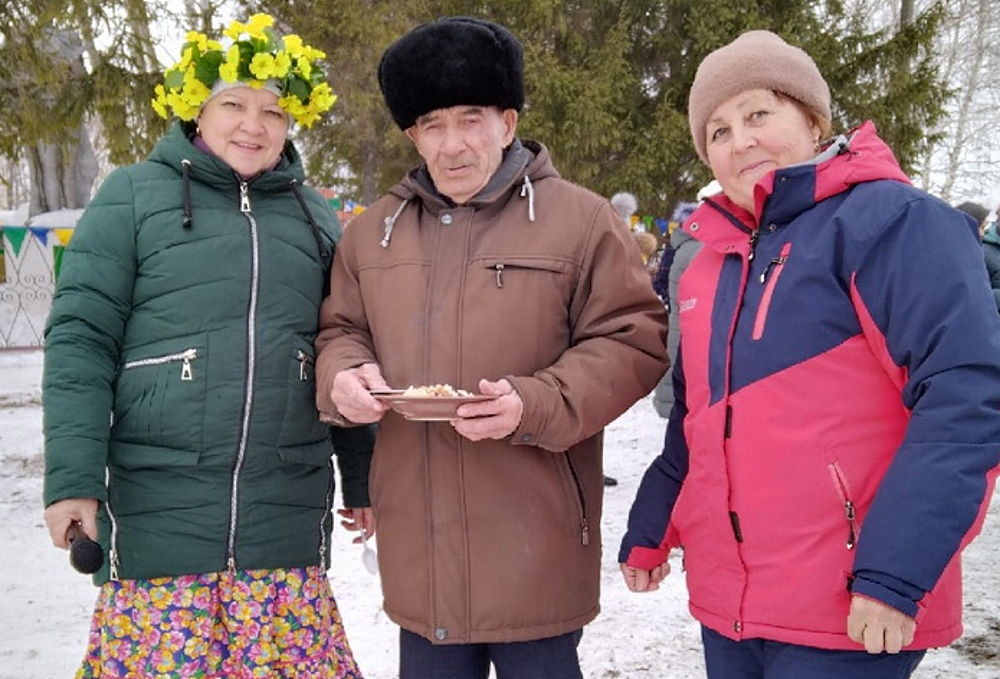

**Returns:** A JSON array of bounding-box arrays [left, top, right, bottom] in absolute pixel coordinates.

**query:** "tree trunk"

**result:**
[[900, 0, 915, 26]]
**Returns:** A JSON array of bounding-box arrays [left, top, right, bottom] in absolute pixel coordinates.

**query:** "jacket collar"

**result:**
[[687, 121, 911, 253]]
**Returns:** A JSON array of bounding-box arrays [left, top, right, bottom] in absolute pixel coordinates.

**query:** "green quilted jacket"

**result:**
[[43, 122, 372, 584]]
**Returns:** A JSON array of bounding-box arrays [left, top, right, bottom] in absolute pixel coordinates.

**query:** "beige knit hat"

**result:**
[[687, 30, 831, 163]]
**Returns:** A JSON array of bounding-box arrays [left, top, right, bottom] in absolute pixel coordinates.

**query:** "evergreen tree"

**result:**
[[259, 0, 946, 215], [0, 0, 174, 214]]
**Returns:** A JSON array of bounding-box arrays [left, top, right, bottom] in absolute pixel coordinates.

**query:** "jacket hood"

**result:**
[[374, 139, 559, 247], [686, 121, 910, 251], [148, 121, 306, 191]]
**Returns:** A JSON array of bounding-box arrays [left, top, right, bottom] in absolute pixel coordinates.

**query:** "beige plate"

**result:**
[[371, 393, 497, 421]]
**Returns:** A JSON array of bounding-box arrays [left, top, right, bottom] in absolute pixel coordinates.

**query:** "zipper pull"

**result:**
[[109, 549, 120, 581], [747, 229, 760, 261], [581, 517, 590, 546], [495, 264, 504, 288], [297, 350, 312, 381], [239, 182, 251, 213], [227, 555, 237, 573], [180, 348, 197, 381], [845, 501, 856, 550], [759, 255, 787, 284]]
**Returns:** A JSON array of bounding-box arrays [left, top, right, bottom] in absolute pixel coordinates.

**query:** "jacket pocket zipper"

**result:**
[[319, 459, 335, 569], [828, 461, 858, 550], [124, 348, 199, 381], [752, 242, 792, 340], [106, 493, 121, 580], [563, 456, 590, 546], [297, 349, 315, 381]]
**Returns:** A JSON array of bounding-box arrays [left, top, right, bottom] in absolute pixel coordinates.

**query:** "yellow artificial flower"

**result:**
[[177, 46, 194, 70], [151, 84, 168, 119], [273, 51, 292, 78], [167, 92, 199, 120], [219, 45, 241, 83], [249, 52, 275, 79], [297, 56, 312, 79], [279, 95, 306, 117], [304, 46, 326, 61], [282, 34, 304, 57], [223, 20, 246, 41], [296, 108, 321, 128], [178, 77, 209, 111], [155, 13, 335, 123], [310, 83, 335, 109], [245, 13, 274, 40]]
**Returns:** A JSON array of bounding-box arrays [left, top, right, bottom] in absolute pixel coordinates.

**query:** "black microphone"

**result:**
[[67, 523, 104, 574]]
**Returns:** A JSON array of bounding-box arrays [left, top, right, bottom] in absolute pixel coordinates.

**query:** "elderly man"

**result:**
[[315, 16, 667, 678]]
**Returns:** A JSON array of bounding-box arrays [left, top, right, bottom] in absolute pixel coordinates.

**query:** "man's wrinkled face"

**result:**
[[406, 105, 518, 204]]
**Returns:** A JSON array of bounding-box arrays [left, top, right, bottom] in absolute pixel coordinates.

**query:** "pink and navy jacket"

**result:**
[[620, 122, 1000, 650]]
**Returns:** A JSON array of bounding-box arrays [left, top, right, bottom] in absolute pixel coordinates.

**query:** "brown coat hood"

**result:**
[[317, 139, 668, 643]]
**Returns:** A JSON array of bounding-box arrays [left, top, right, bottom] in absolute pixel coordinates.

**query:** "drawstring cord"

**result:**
[[181, 159, 193, 228], [520, 175, 536, 222], [289, 179, 334, 293], [380, 198, 409, 248]]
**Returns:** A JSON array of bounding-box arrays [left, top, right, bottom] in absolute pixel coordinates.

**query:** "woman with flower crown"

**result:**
[[41, 14, 367, 678]]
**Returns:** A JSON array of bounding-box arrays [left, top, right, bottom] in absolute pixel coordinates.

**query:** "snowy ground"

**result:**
[[1, 349, 998, 678]]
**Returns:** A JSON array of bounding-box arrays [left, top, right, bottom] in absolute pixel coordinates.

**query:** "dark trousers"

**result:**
[[702, 626, 926, 679], [399, 627, 584, 679]]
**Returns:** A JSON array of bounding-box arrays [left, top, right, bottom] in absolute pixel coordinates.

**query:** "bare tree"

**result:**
[[913, 0, 1000, 202]]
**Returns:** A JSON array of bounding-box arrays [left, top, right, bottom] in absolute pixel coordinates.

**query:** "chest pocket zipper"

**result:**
[[483, 258, 573, 289], [751, 242, 792, 340]]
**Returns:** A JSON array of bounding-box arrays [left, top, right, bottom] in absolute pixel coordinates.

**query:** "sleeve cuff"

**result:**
[[849, 572, 922, 618], [623, 545, 669, 570]]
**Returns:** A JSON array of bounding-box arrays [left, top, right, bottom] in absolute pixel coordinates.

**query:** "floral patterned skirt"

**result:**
[[76, 566, 363, 678]]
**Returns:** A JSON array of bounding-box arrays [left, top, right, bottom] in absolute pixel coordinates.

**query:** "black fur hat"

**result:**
[[378, 16, 524, 130]]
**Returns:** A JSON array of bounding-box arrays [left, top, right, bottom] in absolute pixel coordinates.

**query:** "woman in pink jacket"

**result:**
[[620, 30, 1000, 679]]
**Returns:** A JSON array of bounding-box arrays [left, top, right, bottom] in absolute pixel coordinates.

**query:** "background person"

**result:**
[[981, 202, 1000, 312], [620, 30, 1000, 679], [42, 15, 368, 677], [651, 198, 701, 418], [315, 17, 667, 679]]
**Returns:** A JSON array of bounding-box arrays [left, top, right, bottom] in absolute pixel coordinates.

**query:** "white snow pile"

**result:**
[[1, 351, 998, 678]]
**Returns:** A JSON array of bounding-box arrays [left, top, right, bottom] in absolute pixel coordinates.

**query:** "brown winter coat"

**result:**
[[316, 140, 668, 644]]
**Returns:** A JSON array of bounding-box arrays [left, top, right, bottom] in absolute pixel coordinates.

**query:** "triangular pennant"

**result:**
[[54, 228, 75, 246], [29, 227, 49, 245], [3, 226, 28, 256]]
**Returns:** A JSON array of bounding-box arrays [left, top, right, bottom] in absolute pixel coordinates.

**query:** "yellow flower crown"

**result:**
[[151, 13, 336, 128]]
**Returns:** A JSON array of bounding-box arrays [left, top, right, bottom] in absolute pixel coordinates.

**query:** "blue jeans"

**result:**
[[702, 626, 926, 679], [399, 627, 584, 679]]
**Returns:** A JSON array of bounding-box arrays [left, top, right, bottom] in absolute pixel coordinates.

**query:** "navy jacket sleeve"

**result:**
[[849, 191, 1000, 616], [619, 347, 690, 566]]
